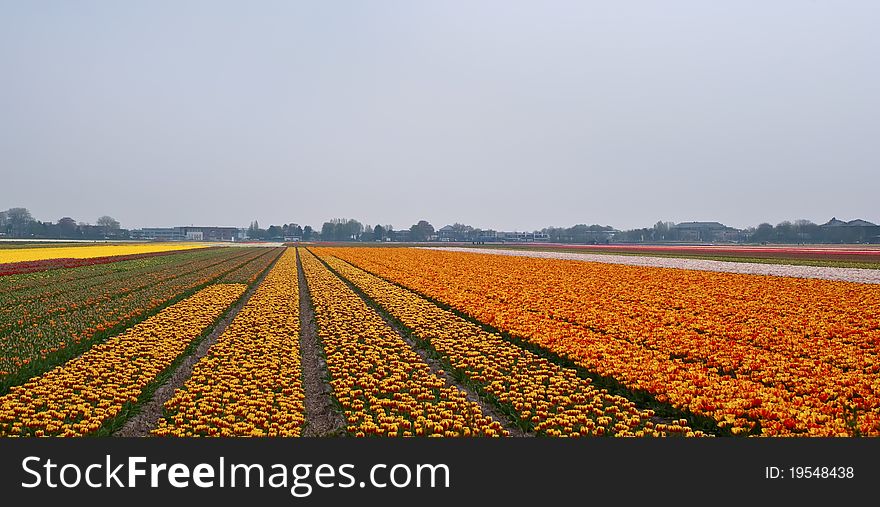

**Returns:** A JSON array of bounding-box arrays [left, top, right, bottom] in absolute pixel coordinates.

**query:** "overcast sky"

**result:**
[[1, 1, 877, 231]]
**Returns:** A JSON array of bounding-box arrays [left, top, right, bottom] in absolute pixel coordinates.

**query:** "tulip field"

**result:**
[[323, 247, 880, 437], [1, 242, 878, 437]]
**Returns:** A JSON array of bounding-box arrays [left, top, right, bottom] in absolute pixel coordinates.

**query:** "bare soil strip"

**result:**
[[424, 246, 880, 284], [297, 249, 348, 437], [313, 250, 528, 437], [113, 253, 281, 437]]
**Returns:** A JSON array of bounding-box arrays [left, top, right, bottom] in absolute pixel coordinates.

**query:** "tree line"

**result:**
[[245, 221, 315, 241], [747, 220, 878, 244], [0, 208, 123, 240], [3, 207, 876, 244]]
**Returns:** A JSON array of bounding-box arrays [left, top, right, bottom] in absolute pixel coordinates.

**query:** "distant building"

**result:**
[[130, 226, 239, 242], [671, 221, 736, 242], [499, 231, 550, 242], [178, 226, 237, 242], [821, 217, 848, 228], [437, 225, 457, 242], [437, 224, 478, 242], [392, 229, 411, 242], [437, 224, 551, 243], [820, 217, 880, 243], [130, 227, 183, 241], [821, 217, 878, 229]]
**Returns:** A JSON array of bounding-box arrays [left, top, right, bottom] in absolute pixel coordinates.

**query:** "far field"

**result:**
[[445, 243, 880, 270]]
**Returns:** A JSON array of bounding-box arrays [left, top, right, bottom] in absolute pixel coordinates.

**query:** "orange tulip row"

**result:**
[[318, 252, 705, 437], [154, 249, 305, 437], [323, 247, 880, 436], [0, 284, 246, 437], [300, 249, 506, 437]]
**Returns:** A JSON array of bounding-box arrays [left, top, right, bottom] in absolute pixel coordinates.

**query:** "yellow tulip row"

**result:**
[[0, 243, 207, 265], [299, 249, 506, 437], [318, 252, 704, 437], [154, 249, 305, 437], [323, 247, 880, 436], [0, 284, 246, 436]]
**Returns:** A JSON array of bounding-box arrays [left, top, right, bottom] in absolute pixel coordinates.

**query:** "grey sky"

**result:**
[[1, 1, 877, 231]]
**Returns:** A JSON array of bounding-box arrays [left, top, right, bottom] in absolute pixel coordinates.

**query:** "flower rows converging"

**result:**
[[0, 248, 239, 329], [324, 247, 880, 436], [300, 249, 506, 437], [317, 251, 703, 437], [0, 249, 210, 297], [154, 249, 305, 437], [0, 248, 267, 381], [2, 243, 875, 438], [0, 284, 246, 437]]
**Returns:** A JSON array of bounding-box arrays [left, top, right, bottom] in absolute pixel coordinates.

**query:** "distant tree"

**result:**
[[361, 225, 375, 242], [247, 220, 266, 240], [791, 220, 819, 243], [409, 220, 435, 242], [321, 222, 336, 241], [266, 225, 283, 239], [303, 225, 313, 241], [323, 218, 364, 241], [6, 208, 34, 237], [281, 223, 302, 238], [652, 221, 674, 241], [343, 219, 363, 240], [540, 226, 563, 242], [58, 217, 78, 238], [96, 215, 121, 236], [775, 221, 795, 242], [750, 223, 774, 243], [373, 224, 386, 241]]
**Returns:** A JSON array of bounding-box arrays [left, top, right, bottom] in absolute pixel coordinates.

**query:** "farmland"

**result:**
[[1, 242, 878, 437], [325, 247, 880, 436], [453, 243, 880, 268], [0, 243, 213, 276]]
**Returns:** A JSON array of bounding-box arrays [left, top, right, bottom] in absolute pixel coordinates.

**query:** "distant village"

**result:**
[[1, 207, 878, 244]]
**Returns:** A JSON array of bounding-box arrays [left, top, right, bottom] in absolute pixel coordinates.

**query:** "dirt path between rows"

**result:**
[[113, 254, 281, 437], [298, 249, 348, 437]]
